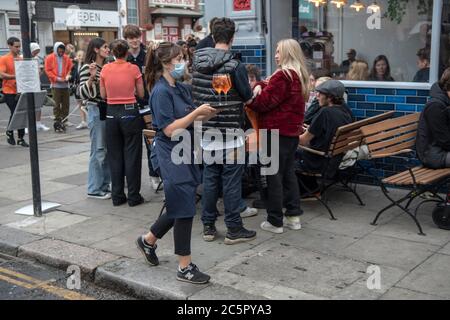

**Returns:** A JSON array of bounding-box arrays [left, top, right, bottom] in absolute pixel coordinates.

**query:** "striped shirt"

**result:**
[[78, 63, 103, 103]]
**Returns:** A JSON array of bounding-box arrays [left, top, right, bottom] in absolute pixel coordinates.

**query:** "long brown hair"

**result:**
[[144, 42, 182, 92]]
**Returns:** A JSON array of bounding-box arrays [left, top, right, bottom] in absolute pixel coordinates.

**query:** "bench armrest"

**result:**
[[299, 145, 327, 157]]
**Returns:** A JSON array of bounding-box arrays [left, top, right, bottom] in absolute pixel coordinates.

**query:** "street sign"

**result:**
[[7, 91, 46, 131]]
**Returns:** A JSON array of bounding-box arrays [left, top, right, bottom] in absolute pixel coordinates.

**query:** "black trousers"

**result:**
[[265, 134, 303, 227], [150, 214, 193, 256], [105, 105, 144, 205], [5, 94, 24, 139]]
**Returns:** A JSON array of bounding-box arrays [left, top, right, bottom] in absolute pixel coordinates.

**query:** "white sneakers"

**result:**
[[260, 216, 302, 234], [64, 121, 75, 127], [76, 121, 88, 130], [25, 123, 50, 134], [284, 216, 302, 230], [240, 207, 258, 218], [260, 221, 284, 234], [151, 176, 162, 191]]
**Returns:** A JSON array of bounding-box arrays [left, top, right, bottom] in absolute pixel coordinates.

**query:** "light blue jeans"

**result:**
[[87, 102, 110, 195]]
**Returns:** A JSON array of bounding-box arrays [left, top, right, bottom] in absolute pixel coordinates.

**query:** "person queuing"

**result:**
[[123, 24, 162, 191], [100, 40, 145, 207], [0, 37, 29, 147], [137, 42, 218, 284], [368, 55, 394, 81], [45, 42, 74, 130], [248, 39, 309, 234], [71, 50, 88, 130], [413, 47, 430, 82], [78, 38, 111, 200]]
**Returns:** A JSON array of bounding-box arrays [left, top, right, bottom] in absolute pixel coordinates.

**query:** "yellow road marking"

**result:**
[[0, 266, 95, 300]]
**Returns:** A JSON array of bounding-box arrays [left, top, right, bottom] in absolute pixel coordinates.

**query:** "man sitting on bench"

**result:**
[[297, 80, 353, 198], [416, 68, 450, 169]]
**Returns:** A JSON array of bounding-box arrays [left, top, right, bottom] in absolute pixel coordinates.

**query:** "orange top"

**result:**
[[100, 60, 143, 105], [0, 53, 22, 94]]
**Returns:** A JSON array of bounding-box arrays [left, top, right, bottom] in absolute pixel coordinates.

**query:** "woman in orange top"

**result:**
[[100, 39, 145, 207]]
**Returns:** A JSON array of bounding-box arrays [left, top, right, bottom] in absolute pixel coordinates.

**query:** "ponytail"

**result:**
[[144, 42, 182, 92]]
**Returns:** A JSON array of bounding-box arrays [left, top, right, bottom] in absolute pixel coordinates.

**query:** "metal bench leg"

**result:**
[[155, 181, 163, 194], [341, 180, 365, 206], [298, 175, 336, 220], [373, 184, 425, 235], [414, 199, 442, 216]]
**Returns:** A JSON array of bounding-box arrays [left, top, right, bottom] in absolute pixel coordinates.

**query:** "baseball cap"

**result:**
[[315, 80, 345, 99]]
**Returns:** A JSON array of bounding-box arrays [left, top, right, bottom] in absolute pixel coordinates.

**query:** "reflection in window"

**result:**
[[294, 0, 437, 83]]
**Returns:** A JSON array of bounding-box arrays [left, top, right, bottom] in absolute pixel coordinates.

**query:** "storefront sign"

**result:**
[[299, 0, 314, 20], [149, 0, 195, 9], [54, 8, 119, 29], [233, 0, 251, 11], [155, 23, 163, 40]]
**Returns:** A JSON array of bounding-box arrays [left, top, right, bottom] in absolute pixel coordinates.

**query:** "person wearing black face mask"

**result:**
[[100, 39, 146, 207]]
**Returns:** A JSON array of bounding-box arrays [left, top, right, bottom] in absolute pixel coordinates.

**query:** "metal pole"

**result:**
[[19, 0, 42, 217], [429, 0, 442, 84]]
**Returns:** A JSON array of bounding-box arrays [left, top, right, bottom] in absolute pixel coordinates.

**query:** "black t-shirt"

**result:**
[[231, 63, 253, 102], [300, 104, 353, 173], [127, 48, 149, 106]]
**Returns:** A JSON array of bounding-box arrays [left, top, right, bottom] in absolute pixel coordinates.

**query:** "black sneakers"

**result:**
[[6, 131, 15, 146], [135, 236, 159, 266], [177, 263, 210, 284], [202, 224, 217, 242], [224, 226, 257, 245], [129, 195, 145, 207], [17, 139, 29, 147]]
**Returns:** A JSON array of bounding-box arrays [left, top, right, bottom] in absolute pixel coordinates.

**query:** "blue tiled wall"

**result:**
[[231, 45, 266, 78], [346, 86, 430, 185]]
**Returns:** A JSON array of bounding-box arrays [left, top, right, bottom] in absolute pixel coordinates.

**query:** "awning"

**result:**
[[150, 7, 203, 18]]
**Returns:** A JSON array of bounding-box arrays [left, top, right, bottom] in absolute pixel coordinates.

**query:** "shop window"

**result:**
[[127, 0, 138, 25], [295, 0, 448, 85]]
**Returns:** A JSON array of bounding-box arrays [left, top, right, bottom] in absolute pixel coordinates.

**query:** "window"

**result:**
[[294, 0, 447, 86], [127, 0, 138, 25]]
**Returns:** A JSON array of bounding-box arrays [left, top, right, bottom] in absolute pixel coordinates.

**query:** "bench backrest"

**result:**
[[328, 111, 395, 157], [360, 112, 420, 159]]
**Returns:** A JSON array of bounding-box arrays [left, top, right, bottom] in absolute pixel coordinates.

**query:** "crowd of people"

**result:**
[[1, 16, 449, 285]]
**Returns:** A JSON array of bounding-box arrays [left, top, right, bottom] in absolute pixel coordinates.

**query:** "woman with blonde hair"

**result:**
[[346, 60, 369, 81], [248, 38, 309, 234]]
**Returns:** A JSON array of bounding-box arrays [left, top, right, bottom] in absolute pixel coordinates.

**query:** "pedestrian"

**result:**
[[100, 39, 145, 207], [45, 42, 74, 130], [195, 17, 219, 50], [0, 37, 29, 147], [30, 42, 50, 132], [368, 55, 394, 81], [123, 24, 162, 190], [71, 50, 88, 130], [248, 39, 309, 233], [192, 17, 257, 244], [78, 38, 111, 200], [346, 60, 369, 81], [137, 42, 218, 284]]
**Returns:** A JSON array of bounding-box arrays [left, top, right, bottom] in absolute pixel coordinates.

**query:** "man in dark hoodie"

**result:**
[[195, 17, 218, 50], [416, 68, 450, 169], [192, 17, 256, 244]]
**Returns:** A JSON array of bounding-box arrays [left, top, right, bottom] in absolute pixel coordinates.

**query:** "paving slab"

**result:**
[[18, 238, 120, 279], [221, 243, 379, 299], [48, 215, 142, 246], [0, 226, 43, 256], [52, 173, 89, 187], [380, 287, 448, 300], [95, 258, 208, 299], [438, 241, 450, 256], [43, 185, 89, 206], [190, 284, 268, 300], [341, 234, 439, 271], [395, 254, 450, 298], [4, 211, 90, 236]]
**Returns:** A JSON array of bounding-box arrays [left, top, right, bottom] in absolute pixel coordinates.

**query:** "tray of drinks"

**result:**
[[209, 101, 242, 109]]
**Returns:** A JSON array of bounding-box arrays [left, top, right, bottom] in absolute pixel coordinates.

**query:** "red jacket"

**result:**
[[247, 69, 305, 137], [44, 53, 73, 85]]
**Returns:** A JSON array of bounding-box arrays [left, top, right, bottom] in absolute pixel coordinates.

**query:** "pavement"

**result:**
[[1, 101, 450, 300]]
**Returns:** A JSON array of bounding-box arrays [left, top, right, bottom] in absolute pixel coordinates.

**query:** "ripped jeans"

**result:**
[[87, 102, 111, 195]]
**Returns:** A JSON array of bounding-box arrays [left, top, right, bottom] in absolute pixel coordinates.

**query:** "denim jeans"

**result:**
[[87, 102, 110, 195], [201, 162, 244, 229]]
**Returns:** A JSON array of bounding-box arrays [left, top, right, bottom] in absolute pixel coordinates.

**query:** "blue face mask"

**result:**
[[170, 62, 186, 80]]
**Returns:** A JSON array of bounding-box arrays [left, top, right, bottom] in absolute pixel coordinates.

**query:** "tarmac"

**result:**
[[0, 112, 450, 300]]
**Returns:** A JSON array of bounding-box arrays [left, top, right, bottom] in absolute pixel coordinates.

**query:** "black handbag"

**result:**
[[98, 100, 107, 121]]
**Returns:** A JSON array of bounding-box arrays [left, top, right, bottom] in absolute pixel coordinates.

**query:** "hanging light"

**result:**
[[367, 1, 380, 13], [331, 0, 347, 9], [308, 0, 327, 7], [350, 0, 365, 12]]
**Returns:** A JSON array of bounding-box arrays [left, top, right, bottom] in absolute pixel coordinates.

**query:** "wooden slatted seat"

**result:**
[[360, 112, 450, 235], [297, 111, 395, 220]]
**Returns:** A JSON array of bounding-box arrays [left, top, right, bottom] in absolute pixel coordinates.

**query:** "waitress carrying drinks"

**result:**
[[136, 42, 218, 284]]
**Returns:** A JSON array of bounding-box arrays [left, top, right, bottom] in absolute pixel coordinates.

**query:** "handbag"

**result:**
[[98, 100, 107, 121]]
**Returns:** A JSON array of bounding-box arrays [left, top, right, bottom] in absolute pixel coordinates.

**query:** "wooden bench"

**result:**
[[360, 112, 450, 235], [298, 111, 395, 220]]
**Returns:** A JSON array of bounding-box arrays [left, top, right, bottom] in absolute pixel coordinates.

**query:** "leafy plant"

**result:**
[[385, 0, 433, 24]]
